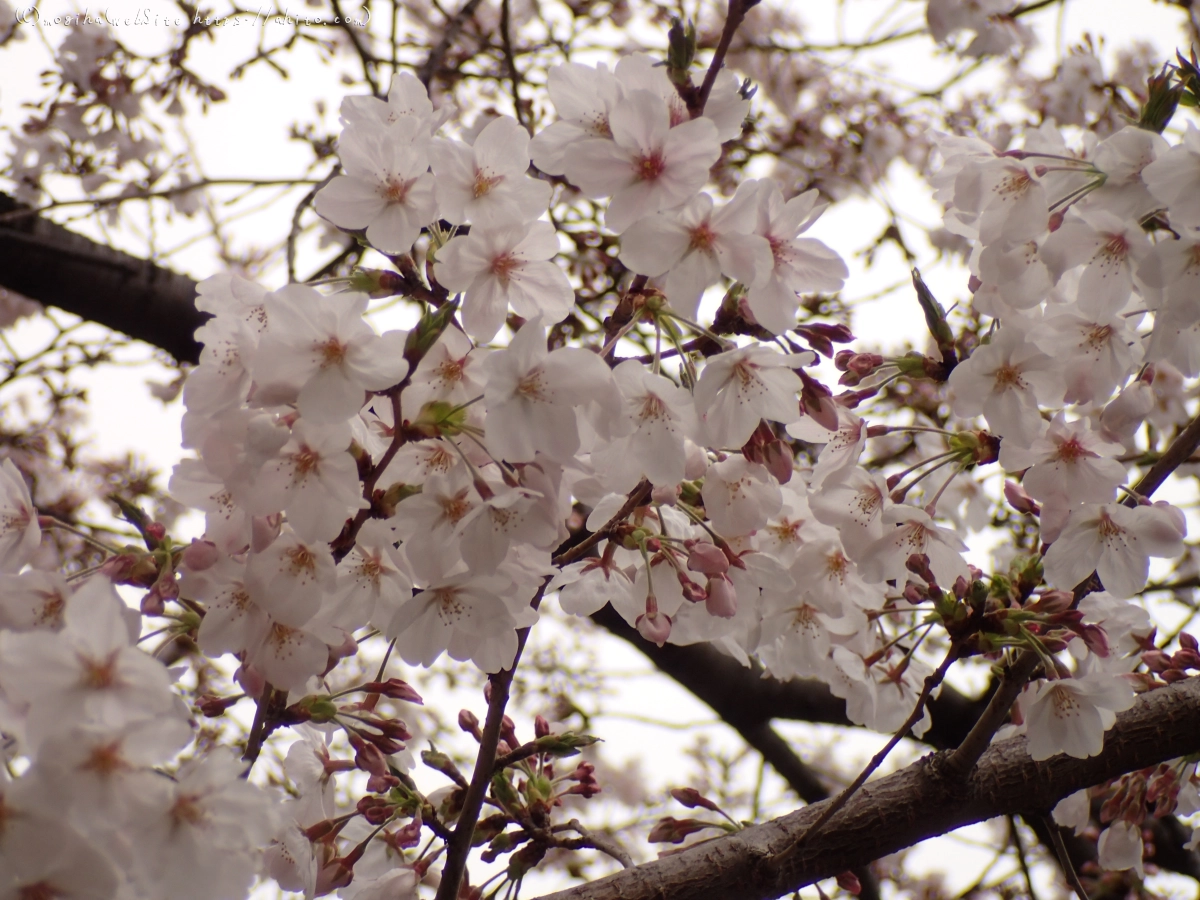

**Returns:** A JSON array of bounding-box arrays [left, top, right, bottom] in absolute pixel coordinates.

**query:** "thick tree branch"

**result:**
[[533, 677, 1200, 900], [0, 192, 207, 364]]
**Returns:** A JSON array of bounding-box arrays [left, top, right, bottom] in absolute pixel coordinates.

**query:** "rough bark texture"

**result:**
[[534, 677, 1200, 900], [0, 193, 206, 364]]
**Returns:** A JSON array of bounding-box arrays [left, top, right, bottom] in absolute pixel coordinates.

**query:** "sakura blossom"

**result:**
[[567, 88, 722, 233], [436, 220, 575, 342], [431, 115, 551, 227]]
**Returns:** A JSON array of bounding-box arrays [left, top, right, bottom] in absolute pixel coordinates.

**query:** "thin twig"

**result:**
[[568, 819, 634, 869], [287, 166, 340, 283], [1010, 816, 1040, 900], [1042, 816, 1091, 900], [433, 581, 549, 900], [773, 644, 960, 861], [692, 0, 761, 117], [552, 480, 651, 567], [242, 684, 279, 769], [419, 0, 487, 87], [498, 0, 527, 130]]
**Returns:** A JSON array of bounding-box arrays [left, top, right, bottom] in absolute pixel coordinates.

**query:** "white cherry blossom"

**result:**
[[432, 116, 551, 226], [437, 220, 574, 342]]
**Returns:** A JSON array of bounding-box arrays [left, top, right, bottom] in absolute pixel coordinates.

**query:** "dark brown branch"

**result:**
[[434, 581, 548, 900], [0, 192, 206, 364], [692, 0, 760, 117], [419, 0, 487, 88], [532, 676, 1200, 900]]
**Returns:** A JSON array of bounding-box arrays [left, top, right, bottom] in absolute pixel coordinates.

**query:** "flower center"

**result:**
[[80, 650, 121, 689], [517, 368, 548, 401], [473, 169, 504, 198], [378, 175, 414, 204], [286, 544, 317, 576], [634, 151, 666, 182], [994, 362, 1025, 389], [82, 741, 127, 776], [688, 223, 716, 253], [490, 252, 519, 284], [1053, 436, 1090, 464], [316, 337, 348, 368], [292, 445, 320, 478]]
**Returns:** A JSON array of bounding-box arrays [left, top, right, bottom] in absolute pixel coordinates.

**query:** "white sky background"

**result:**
[[3, 0, 1200, 897]]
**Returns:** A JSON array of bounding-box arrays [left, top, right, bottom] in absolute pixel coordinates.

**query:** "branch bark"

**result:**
[[0, 192, 206, 364], [533, 676, 1200, 900]]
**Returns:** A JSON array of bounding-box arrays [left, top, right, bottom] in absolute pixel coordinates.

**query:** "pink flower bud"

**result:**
[[680, 579, 707, 603], [651, 484, 680, 505], [235, 664, 266, 699], [181, 539, 219, 571], [684, 441, 708, 480], [140, 588, 165, 617], [459, 709, 482, 740], [762, 439, 794, 485], [636, 610, 672, 646], [686, 541, 729, 575], [705, 576, 738, 618], [535, 715, 550, 738], [1004, 480, 1041, 516]]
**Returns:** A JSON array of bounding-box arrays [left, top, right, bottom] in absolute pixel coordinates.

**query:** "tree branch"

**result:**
[[532, 676, 1200, 900], [0, 192, 206, 364]]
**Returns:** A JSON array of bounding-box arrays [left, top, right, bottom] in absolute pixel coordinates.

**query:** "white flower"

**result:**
[[618, 184, 771, 320], [246, 528, 337, 627], [1098, 821, 1145, 878], [313, 117, 437, 254], [947, 322, 1063, 444], [436, 220, 574, 342], [567, 89, 721, 234], [432, 116, 551, 226], [1023, 667, 1135, 760], [0, 578, 175, 752], [482, 317, 620, 463], [701, 456, 783, 536], [999, 414, 1125, 507], [693, 345, 809, 448], [1143, 121, 1200, 230], [859, 506, 969, 588], [1041, 208, 1151, 318], [744, 183, 848, 334], [131, 750, 278, 900], [253, 286, 409, 424], [0, 458, 39, 573], [241, 420, 369, 542], [1043, 501, 1186, 598], [592, 359, 698, 492], [529, 61, 624, 176], [1051, 789, 1091, 835], [387, 558, 537, 673]]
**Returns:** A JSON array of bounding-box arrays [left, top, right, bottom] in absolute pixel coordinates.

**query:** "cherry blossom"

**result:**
[[1022, 664, 1135, 760], [567, 89, 721, 234], [0, 458, 39, 573], [313, 117, 437, 254], [253, 286, 409, 424], [1043, 501, 1187, 598], [436, 220, 574, 342], [431, 116, 551, 227], [617, 184, 771, 319], [482, 317, 620, 463], [693, 345, 810, 448], [744, 183, 848, 334]]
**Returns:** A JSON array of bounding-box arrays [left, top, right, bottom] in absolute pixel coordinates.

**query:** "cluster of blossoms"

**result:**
[[4, 11, 1200, 898]]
